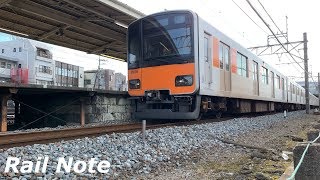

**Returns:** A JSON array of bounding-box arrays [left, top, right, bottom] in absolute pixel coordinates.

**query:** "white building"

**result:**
[[0, 38, 54, 85], [0, 38, 84, 87]]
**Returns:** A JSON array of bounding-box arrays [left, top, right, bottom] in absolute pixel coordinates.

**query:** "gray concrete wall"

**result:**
[[85, 94, 134, 124], [55, 93, 135, 125]]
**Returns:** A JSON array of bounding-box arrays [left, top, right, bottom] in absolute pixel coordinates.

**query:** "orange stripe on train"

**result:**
[[128, 63, 196, 96], [231, 48, 237, 74], [213, 37, 220, 68]]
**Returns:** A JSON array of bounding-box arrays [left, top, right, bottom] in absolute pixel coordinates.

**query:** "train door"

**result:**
[[271, 71, 275, 98], [252, 61, 259, 95], [219, 42, 231, 91], [203, 33, 212, 88]]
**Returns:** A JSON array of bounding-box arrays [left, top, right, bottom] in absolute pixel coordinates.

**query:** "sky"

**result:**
[[0, 0, 319, 81]]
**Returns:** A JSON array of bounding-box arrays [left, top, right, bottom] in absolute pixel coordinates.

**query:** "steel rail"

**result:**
[[0, 123, 143, 149], [0, 117, 235, 149]]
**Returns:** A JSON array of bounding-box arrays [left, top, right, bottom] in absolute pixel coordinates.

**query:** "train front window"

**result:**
[[142, 13, 193, 63], [128, 21, 141, 69]]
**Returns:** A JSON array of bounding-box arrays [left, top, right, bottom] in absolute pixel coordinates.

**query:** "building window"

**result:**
[[7, 63, 11, 69], [37, 48, 52, 59], [19, 47, 22, 52], [84, 79, 91, 85], [39, 65, 52, 74], [1, 49, 4, 53], [13, 48, 16, 52], [262, 67, 268, 84], [236, 52, 247, 77], [0, 62, 5, 68], [252, 61, 258, 80], [68, 69, 72, 77], [219, 42, 230, 70]]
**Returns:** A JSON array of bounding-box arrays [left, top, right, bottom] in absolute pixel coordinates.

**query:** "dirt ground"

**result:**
[[138, 112, 320, 180]]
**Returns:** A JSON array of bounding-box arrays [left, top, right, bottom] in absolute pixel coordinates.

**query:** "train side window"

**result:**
[[219, 43, 223, 69], [262, 67, 268, 84], [204, 36, 209, 62], [219, 42, 230, 70], [224, 44, 230, 71], [252, 61, 258, 80], [276, 75, 280, 89], [237, 52, 247, 77]]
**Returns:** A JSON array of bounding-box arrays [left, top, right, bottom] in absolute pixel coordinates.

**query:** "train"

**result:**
[[127, 10, 319, 120]]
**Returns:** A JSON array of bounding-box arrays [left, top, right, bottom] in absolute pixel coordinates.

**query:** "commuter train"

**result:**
[[127, 10, 319, 119]]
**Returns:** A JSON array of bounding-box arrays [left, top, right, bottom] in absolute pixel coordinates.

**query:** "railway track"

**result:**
[[0, 117, 232, 149]]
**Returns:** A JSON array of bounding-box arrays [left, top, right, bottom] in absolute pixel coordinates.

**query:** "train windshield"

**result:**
[[128, 12, 194, 69]]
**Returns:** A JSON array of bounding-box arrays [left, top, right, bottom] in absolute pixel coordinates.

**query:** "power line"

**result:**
[[246, 0, 305, 71], [231, 0, 269, 35], [251, 0, 317, 84], [257, 0, 302, 56], [203, 1, 258, 46]]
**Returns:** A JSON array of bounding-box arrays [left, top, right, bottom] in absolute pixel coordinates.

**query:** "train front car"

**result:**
[[127, 10, 200, 119]]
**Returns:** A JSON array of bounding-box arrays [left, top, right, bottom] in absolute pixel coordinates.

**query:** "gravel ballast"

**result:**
[[0, 111, 309, 179]]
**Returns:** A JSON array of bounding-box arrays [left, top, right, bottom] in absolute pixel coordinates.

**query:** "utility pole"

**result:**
[[303, 33, 310, 114], [93, 55, 101, 89], [98, 55, 101, 89]]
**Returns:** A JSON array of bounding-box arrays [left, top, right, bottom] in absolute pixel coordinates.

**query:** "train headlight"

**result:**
[[129, 79, 140, 89], [175, 75, 193, 87]]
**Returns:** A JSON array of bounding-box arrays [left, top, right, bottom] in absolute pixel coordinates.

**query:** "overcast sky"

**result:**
[[0, 0, 319, 81]]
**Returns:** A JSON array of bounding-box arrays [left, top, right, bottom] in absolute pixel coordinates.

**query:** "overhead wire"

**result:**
[[203, 1, 257, 46], [231, 0, 302, 79], [257, 0, 302, 57], [256, 0, 318, 84], [231, 0, 269, 36], [231, 0, 301, 75], [246, 0, 304, 70], [245, 0, 318, 85]]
